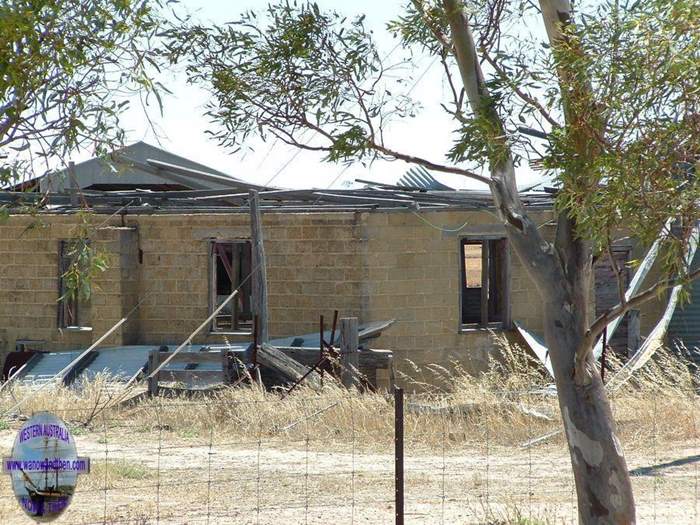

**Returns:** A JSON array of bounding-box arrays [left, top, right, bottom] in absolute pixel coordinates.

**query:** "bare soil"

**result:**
[[1, 428, 698, 524]]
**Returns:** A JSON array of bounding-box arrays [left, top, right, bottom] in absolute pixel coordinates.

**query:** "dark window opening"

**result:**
[[460, 238, 508, 327], [210, 240, 253, 333], [594, 247, 631, 356], [58, 240, 91, 328]]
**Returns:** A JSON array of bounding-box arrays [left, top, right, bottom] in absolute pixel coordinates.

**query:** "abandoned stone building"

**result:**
[[0, 143, 695, 386]]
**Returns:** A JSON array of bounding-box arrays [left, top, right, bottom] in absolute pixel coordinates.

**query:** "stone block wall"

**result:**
[[132, 212, 365, 345], [0, 212, 366, 356], [0, 217, 139, 353], [0, 208, 669, 385], [361, 209, 556, 381]]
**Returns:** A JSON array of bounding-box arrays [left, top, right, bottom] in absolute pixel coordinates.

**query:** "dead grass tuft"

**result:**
[[0, 341, 697, 451]]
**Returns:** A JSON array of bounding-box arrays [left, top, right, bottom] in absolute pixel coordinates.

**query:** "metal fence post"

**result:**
[[395, 386, 404, 525]]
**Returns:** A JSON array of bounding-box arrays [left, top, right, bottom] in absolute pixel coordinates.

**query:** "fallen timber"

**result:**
[[272, 346, 393, 387], [143, 344, 392, 393], [4, 319, 396, 395], [406, 401, 553, 422], [256, 343, 323, 390], [4, 343, 394, 393]]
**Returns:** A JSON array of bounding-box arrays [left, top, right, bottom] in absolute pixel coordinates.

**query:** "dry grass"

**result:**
[[0, 342, 698, 524], [0, 339, 697, 451]]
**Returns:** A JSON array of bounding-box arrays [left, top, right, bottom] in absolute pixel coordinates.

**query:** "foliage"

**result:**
[[60, 212, 110, 303], [60, 239, 109, 302], [163, 2, 417, 164], [550, 0, 700, 276], [0, 0, 168, 182], [1, 0, 170, 299], [167, 0, 700, 289]]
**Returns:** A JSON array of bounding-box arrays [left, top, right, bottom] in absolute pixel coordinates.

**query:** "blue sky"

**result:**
[[117, 0, 545, 190]]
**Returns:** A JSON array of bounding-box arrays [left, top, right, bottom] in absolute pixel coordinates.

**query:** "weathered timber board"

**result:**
[[257, 343, 322, 389]]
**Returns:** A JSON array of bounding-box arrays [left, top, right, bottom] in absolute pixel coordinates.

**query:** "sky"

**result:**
[[115, 0, 547, 191]]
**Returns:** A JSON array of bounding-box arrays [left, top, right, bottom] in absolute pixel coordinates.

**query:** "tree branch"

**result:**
[[539, 0, 602, 383], [581, 265, 700, 362], [440, 51, 468, 123], [606, 235, 628, 310], [480, 50, 561, 129], [269, 130, 332, 153], [442, 0, 528, 224], [370, 141, 492, 185], [411, 0, 453, 52], [440, 0, 566, 306], [539, 0, 605, 152]]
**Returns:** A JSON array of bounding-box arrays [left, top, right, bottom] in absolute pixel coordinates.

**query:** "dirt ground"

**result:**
[[0, 427, 698, 524]]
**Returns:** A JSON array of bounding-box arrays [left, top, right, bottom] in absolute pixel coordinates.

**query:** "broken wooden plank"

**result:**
[[266, 319, 395, 349], [407, 402, 482, 417], [147, 349, 237, 393], [258, 343, 322, 389], [150, 351, 228, 365], [407, 401, 553, 421], [147, 289, 241, 380], [154, 369, 226, 383]]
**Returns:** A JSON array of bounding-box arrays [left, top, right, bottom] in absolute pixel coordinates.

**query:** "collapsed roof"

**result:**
[[6, 321, 395, 390], [0, 141, 555, 214]]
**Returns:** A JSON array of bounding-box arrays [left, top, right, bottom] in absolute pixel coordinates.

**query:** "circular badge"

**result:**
[[2, 411, 89, 522]]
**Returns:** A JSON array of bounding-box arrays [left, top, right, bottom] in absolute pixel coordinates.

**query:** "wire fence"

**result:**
[[0, 386, 699, 524]]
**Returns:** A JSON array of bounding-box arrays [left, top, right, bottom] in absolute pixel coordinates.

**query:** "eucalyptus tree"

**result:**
[[167, 1, 700, 522], [1, 0, 167, 300], [0, 0, 166, 186]]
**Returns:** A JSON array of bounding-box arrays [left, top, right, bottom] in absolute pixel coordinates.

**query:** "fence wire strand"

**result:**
[[0, 387, 698, 524]]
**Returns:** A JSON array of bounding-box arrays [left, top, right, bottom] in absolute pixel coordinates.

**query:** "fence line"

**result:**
[[0, 387, 698, 524]]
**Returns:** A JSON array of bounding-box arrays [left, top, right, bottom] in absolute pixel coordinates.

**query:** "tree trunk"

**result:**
[[439, 2, 637, 520], [543, 298, 636, 524]]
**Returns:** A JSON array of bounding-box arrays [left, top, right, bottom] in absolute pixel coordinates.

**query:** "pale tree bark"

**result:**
[[442, 0, 636, 522]]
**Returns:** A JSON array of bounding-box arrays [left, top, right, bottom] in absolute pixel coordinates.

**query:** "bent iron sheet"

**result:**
[[514, 322, 554, 377], [592, 218, 675, 361], [517, 218, 679, 379], [521, 221, 700, 448], [607, 223, 700, 391], [6, 320, 396, 389]]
